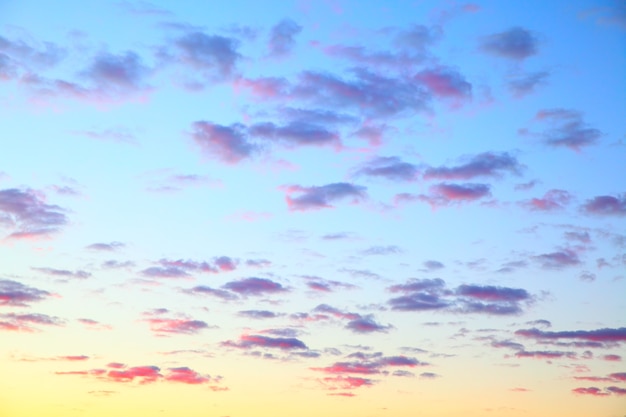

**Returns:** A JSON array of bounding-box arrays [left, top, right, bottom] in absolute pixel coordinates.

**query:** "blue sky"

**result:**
[[1, 1, 625, 416]]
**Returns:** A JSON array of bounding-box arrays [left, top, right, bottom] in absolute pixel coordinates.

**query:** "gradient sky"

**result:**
[[1, 1, 625, 416]]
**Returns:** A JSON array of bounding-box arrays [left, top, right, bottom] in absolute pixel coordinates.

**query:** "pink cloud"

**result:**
[[520, 189, 572, 211], [223, 334, 308, 350], [0, 279, 52, 307]]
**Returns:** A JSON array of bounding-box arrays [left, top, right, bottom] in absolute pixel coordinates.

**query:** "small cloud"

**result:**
[[283, 182, 367, 211], [222, 277, 288, 296], [267, 19, 302, 57], [480, 27, 539, 60], [86, 241, 125, 251], [581, 194, 626, 217]]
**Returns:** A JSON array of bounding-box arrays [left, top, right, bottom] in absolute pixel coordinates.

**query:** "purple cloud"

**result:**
[[515, 327, 626, 343], [86, 241, 125, 251], [418, 183, 491, 207], [355, 156, 419, 182], [0, 312, 65, 332], [184, 285, 237, 301], [190, 121, 259, 164], [238, 310, 280, 319], [283, 182, 367, 211], [534, 249, 581, 269], [0, 279, 52, 307], [0, 188, 68, 239], [224, 334, 307, 350], [141, 266, 190, 279], [32, 267, 91, 280], [82, 51, 149, 91], [581, 194, 626, 217], [268, 19, 302, 57], [423, 152, 522, 180], [508, 71, 549, 98], [174, 31, 241, 79], [222, 277, 287, 296], [249, 121, 340, 148], [480, 27, 539, 60], [346, 316, 393, 334], [534, 109, 602, 151]]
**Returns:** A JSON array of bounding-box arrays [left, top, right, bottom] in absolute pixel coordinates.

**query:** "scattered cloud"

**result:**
[[267, 19, 302, 57], [581, 194, 626, 217], [0, 279, 52, 307], [423, 152, 522, 181], [222, 277, 288, 296], [0, 188, 68, 239]]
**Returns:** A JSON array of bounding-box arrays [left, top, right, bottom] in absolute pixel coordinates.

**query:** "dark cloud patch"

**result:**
[[238, 310, 280, 319], [394, 24, 442, 51], [249, 121, 340, 148], [508, 71, 549, 97], [86, 241, 125, 251], [581, 194, 626, 217], [141, 266, 190, 279], [423, 260, 444, 271], [361, 245, 401, 256], [346, 316, 393, 334], [268, 19, 302, 57], [81, 51, 149, 92], [480, 27, 539, 60], [184, 285, 238, 301], [223, 334, 307, 350], [534, 109, 602, 151], [515, 327, 626, 343], [174, 31, 241, 79], [222, 277, 288, 296], [283, 182, 367, 211], [534, 249, 581, 269], [32, 267, 91, 280], [423, 152, 522, 180], [0, 279, 52, 307], [355, 156, 419, 182], [0, 188, 68, 239], [191, 121, 259, 164], [388, 279, 532, 315]]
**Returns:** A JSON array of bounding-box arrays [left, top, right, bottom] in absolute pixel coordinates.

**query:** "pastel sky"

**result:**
[[1, 1, 625, 416]]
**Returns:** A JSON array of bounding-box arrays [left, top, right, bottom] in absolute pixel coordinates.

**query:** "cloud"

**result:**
[[231, 68, 433, 118], [418, 183, 491, 207], [533, 108, 602, 151], [174, 31, 241, 79], [388, 279, 532, 315], [223, 334, 308, 350], [141, 266, 190, 279], [82, 51, 149, 92], [32, 267, 91, 280], [354, 156, 419, 182], [268, 19, 302, 57], [602, 354, 622, 361], [571, 387, 610, 396], [320, 375, 374, 390], [515, 327, 626, 343], [415, 66, 471, 101], [0, 313, 65, 332], [346, 316, 393, 334], [0, 279, 52, 307], [581, 194, 626, 217], [304, 277, 355, 293], [394, 24, 442, 51], [423, 152, 522, 180], [508, 71, 549, 97], [190, 121, 259, 164], [77, 318, 112, 331], [534, 249, 581, 269], [142, 314, 210, 336], [0, 188, 68, 239], [164, 367, 214, 385], [184, 285, 238, 301], [515, 350, 576, 360], [86, 241, 125, 251], [249, 121, 341, 148], [283, 182, 367, 211], [480, 27, 539, 60], [422, 260, 445, 271], [238, 310, 280, 319], [156, 257, 238, 274], [222, 277, 288, 296], [361, 245, 402, 256], [520, 189, 572, 212], [0, 34, 65, 73]]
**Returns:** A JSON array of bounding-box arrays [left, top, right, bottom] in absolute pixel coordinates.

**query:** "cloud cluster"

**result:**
[[387, 278, 533, 315], [0, 188, 68, 239]]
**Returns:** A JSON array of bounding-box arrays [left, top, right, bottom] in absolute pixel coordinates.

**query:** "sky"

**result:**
[[1, 1, 625, 416]]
